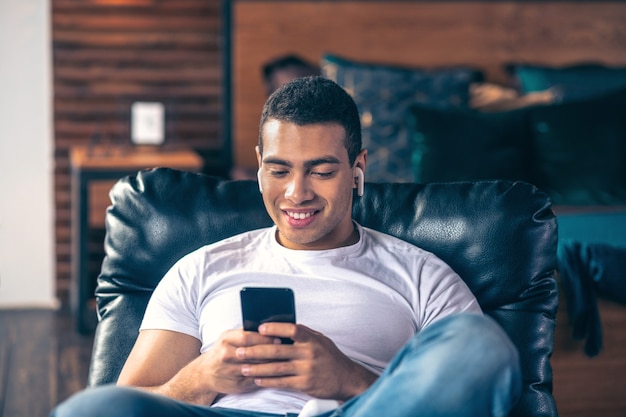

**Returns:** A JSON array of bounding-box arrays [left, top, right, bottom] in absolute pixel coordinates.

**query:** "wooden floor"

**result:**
[[1, 299, 625, 417], [551, 298, 626, 417], [0, 309, 93, 417]]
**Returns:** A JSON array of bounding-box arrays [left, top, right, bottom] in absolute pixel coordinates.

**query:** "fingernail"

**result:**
[[241, 365, 250, 376], [236, 347, 245, 359]]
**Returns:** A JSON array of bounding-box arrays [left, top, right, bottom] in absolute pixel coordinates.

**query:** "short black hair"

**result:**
[[258, 76, 362, 165]]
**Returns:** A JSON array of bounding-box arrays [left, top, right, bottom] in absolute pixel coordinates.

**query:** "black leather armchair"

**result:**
[[88, 168, 559, 417]]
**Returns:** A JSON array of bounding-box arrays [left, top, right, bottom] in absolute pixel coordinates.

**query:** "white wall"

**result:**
[[0, 0, 56, 308]]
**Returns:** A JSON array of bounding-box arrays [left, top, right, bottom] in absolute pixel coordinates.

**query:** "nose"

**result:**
[[285, 174, 314, 204]]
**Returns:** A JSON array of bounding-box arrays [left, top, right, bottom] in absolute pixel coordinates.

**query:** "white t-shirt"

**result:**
[[140, 223, 481, 414]]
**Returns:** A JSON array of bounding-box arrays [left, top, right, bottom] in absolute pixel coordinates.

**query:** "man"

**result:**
[[262, 54, 320, 96], [52, 77, 521, 417]]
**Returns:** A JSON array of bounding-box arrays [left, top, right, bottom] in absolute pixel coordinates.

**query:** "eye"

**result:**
[[311, 171, 334, 179], [269, 169, 288, 177]]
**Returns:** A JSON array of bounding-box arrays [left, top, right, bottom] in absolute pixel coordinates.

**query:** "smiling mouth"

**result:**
[[285, 210, 317, 219]]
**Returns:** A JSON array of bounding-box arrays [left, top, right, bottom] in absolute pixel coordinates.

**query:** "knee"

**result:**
[[442, 314, 523, 414], [464, 314, 519, 366], [420, 314, 521, 377], [383, 314, 522, 416]]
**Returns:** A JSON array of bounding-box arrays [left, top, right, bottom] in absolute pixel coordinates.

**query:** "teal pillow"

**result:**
[[407, 105, 532, 183], [321, 54, 483, 182], [506, 63, 626, 102], [529, 87, 626, 205]]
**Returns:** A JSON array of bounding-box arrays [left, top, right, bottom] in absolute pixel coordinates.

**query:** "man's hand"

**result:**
[[235, 323, 378, 401], [161, 328, 289, 403], [117, 328, 282, 405]]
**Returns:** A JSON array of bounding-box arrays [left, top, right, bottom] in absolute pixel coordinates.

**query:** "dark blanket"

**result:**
[[558, 241, 626, 356]]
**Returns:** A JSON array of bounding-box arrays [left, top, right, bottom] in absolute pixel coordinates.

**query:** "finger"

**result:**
[[241, 360, 298, 378], [257, 322, 298, 341], [258, 323, 323, 344], [236, 342, 295, 362], [225, 328, 281, 348], [241, 331, 283, 347]]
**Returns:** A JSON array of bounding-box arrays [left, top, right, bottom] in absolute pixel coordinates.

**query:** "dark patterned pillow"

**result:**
[[407, 105, 532, 184], [529, 87, 626, 205], [321, 54, 483, 182], [506, 62, 626, 102]]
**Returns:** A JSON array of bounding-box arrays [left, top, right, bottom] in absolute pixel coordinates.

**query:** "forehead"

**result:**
[[261, 120, 349, 163]]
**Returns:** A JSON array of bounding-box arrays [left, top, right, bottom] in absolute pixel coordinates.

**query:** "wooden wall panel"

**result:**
[[52, 0, 223, 307]]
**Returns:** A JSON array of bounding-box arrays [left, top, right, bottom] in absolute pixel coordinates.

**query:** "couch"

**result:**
[[321, 55, 626, 206], [87, 168, 559, 417]]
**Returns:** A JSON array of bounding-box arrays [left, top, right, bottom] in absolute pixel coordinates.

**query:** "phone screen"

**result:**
[[240, 287, 296, 344]]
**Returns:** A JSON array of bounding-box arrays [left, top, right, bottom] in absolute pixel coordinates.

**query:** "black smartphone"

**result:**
[[240, 287, 296, 344]]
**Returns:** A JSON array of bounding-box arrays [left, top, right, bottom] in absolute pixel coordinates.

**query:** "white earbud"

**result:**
[[257, 169, 263, 193], [354, 167, 364, 197]]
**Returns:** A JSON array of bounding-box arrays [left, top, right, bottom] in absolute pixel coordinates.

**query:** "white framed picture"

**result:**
[[131, 101, 165, 145]]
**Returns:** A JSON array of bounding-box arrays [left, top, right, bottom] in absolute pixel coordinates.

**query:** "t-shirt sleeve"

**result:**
[[417, 253, 483, 330], [139, 251, 202, 340]]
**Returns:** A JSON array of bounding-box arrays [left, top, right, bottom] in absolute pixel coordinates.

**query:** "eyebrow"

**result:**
[[262, 156, 342, 169]]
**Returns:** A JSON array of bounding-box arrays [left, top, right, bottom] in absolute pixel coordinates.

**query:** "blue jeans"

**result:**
[[50, 314, 521, 417]]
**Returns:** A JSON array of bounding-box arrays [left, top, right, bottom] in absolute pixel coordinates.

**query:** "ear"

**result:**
[[255, 145, 262, 166], [354, 167, 364, 197], [353, 149, 367, 197]]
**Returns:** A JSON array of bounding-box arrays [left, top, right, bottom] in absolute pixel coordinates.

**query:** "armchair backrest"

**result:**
[[88, 168, 558, 417]]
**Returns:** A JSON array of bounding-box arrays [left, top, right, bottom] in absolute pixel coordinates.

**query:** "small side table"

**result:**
[[70, 146, 203, 333]]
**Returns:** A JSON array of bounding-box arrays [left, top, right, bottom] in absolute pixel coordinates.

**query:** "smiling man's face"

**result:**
[[256, 119, 366, 250]]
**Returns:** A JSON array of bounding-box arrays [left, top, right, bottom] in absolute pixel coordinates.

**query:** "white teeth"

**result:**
[[287, 211, 314, 219]]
